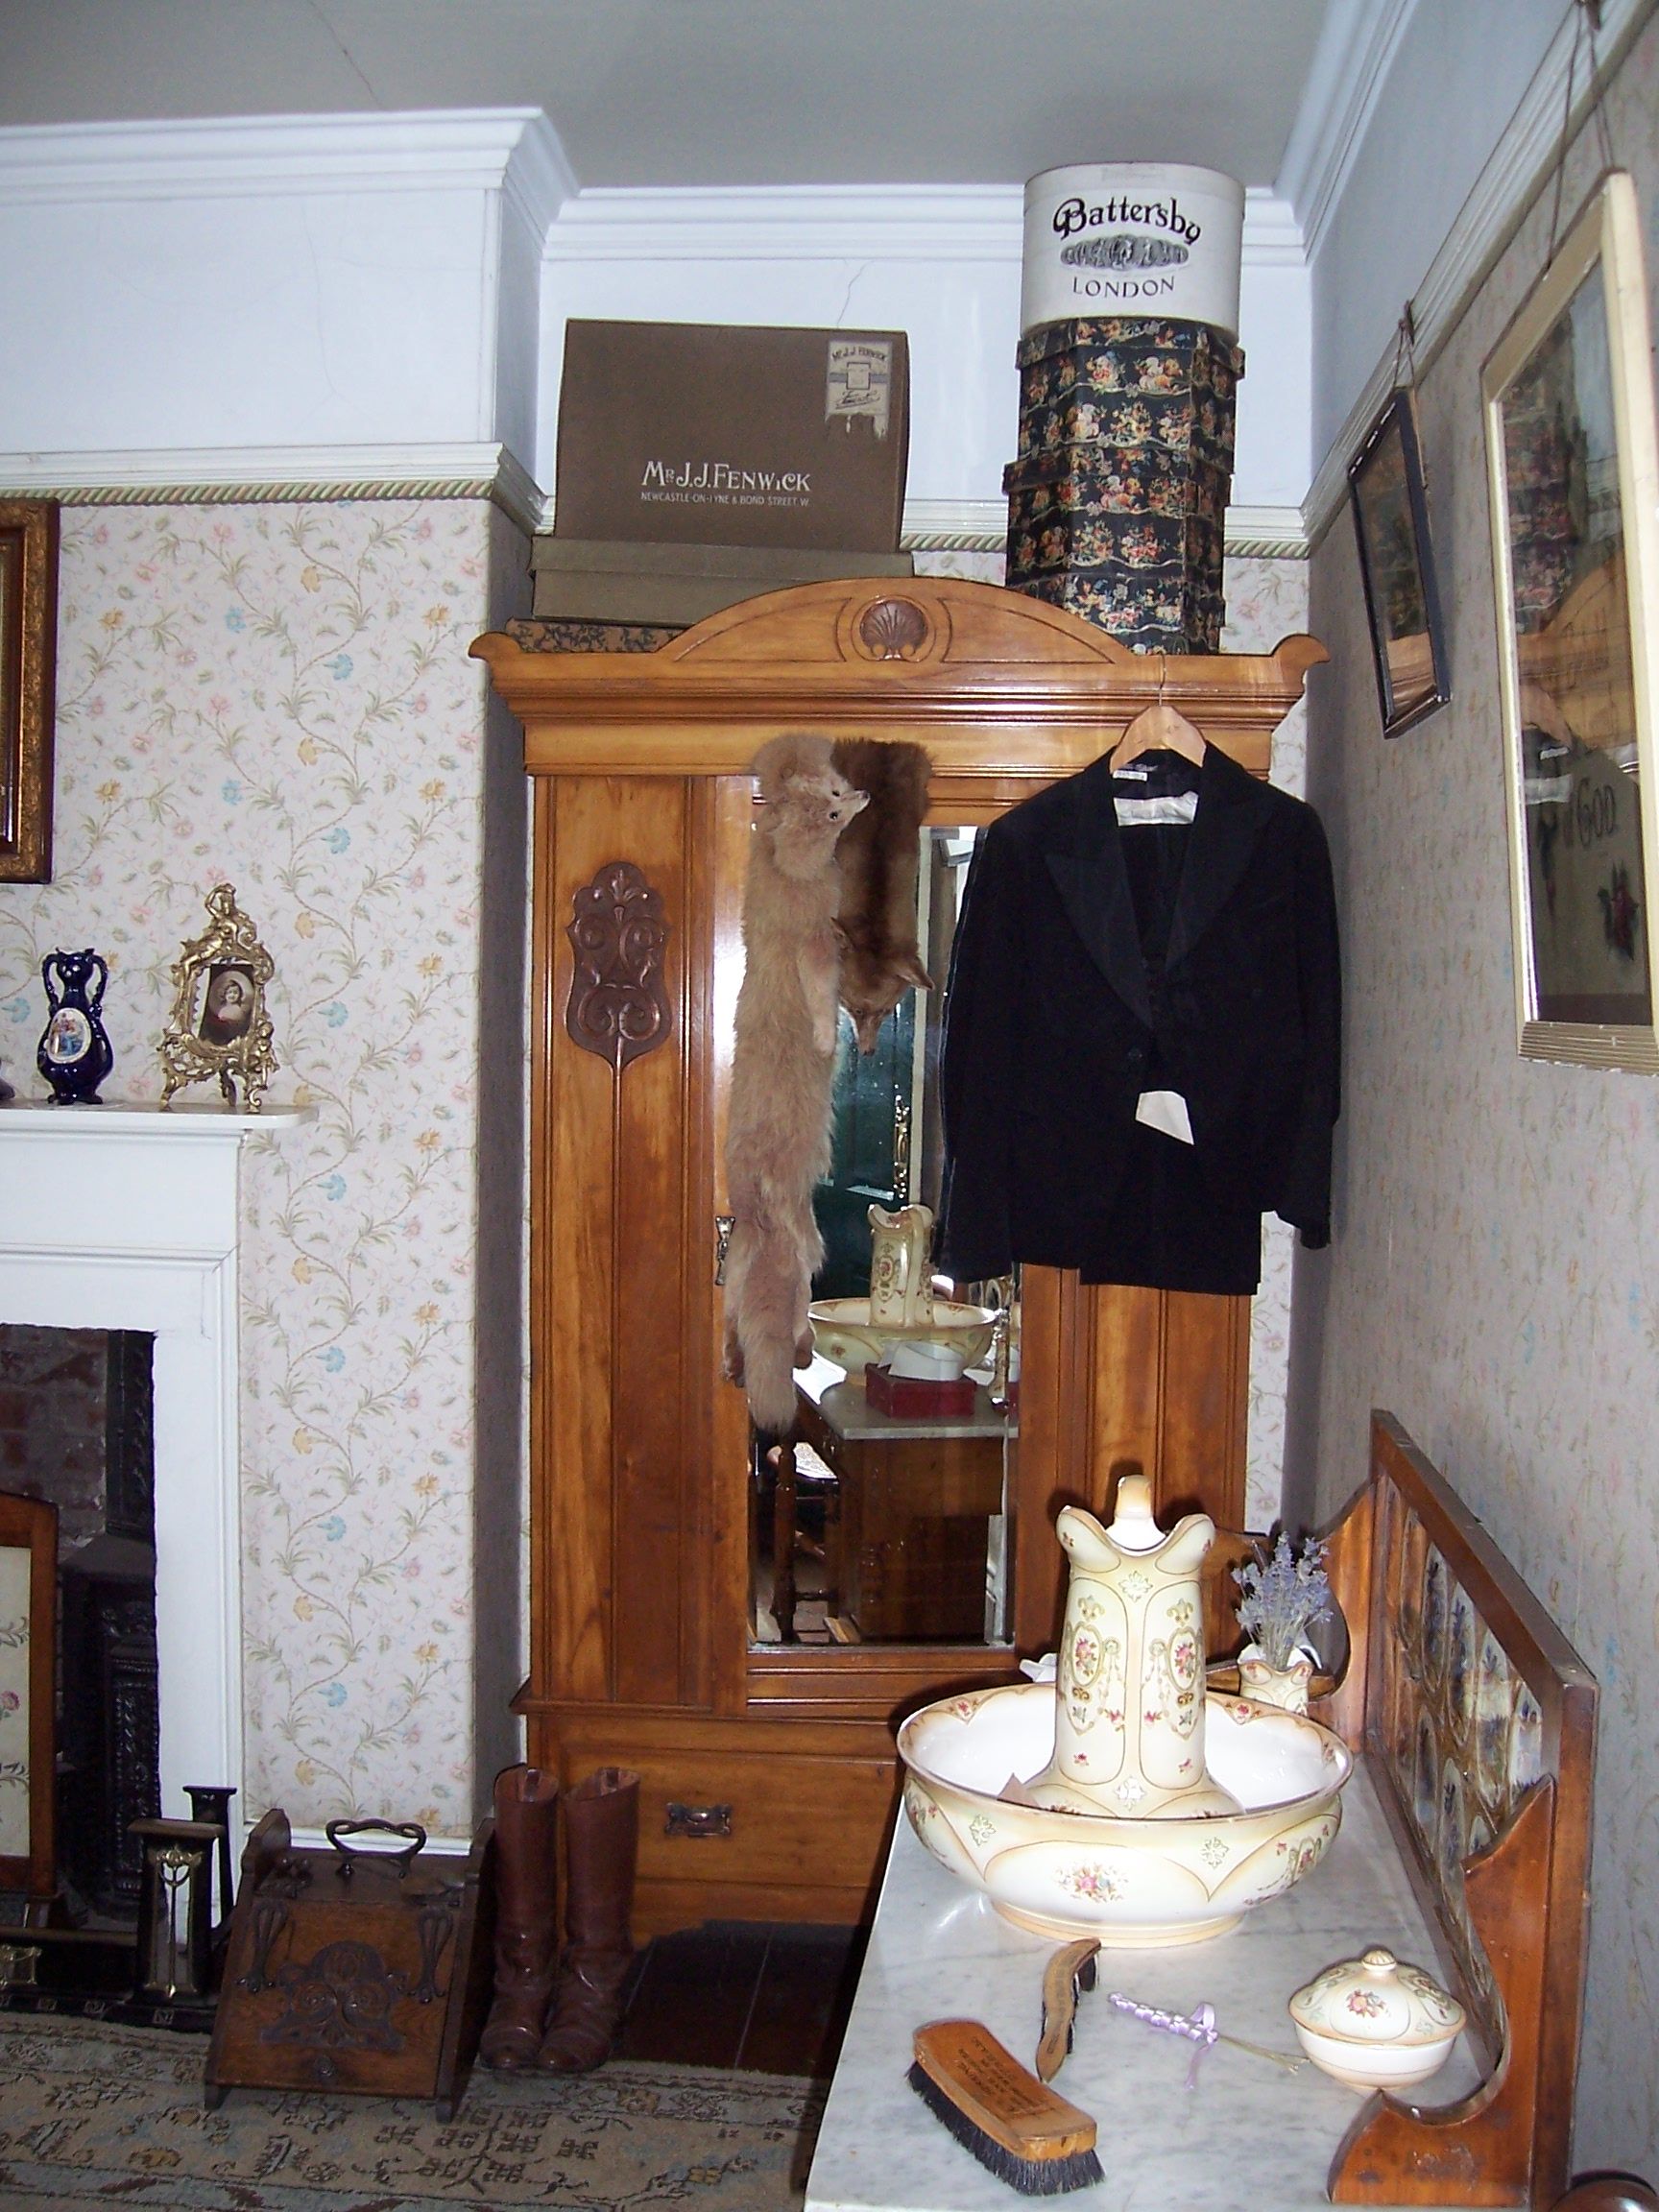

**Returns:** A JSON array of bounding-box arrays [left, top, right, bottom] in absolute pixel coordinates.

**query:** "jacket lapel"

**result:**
[[1164, 744, 1274, 971], [1043, 746, 1274, 1016], [1043, 755, 1152, 1025]]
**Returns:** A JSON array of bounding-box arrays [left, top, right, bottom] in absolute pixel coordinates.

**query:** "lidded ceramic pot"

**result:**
[[1288, 1946, 1466, 2090], [1030, 1474, 1240, 1817]]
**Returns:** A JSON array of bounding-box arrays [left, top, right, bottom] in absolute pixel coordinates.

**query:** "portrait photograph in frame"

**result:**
[[1347, 387, 1451, 737], [1482, 171, 1659, 1071], [197, 962, 258, 1047], [159, 882, 279, 1111], [0, 499, 59, 884]]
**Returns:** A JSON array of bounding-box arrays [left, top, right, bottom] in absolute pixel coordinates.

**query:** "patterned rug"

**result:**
[[0, 2014, 825, 2210]]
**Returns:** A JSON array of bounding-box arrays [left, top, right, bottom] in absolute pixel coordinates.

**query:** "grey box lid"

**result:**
[[530, 540, 915, 625], [531, 538, 914, 580]]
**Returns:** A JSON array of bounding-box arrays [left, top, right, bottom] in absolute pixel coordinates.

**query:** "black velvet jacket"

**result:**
[[935, 744, 1341, 1296]]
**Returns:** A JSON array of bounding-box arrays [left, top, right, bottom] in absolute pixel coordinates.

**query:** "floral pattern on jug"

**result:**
[[866, 1202, 936, 1329], [1034, 1474, 1239, 1817]]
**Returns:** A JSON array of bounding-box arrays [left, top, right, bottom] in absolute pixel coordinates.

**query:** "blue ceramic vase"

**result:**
[[37, 948, 114, 1104]]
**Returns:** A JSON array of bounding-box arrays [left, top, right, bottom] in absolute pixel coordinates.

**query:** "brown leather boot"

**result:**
[[537, 1766, 640, 2074], [479, 1763, 561, 2070]]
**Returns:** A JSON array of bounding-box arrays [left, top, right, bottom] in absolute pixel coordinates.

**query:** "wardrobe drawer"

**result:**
[[626, 1748, 896, 1893]]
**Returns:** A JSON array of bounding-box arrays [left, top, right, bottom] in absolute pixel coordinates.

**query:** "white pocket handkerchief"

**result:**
[[1135, 1088, 1194, 1144]]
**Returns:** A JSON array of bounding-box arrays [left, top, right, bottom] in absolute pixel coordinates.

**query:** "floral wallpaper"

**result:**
[[0, 1546, 30, 1858], [1294, 8, 1659, 2175], [0, 498, 528, 1838], [1224, 555, 1311, 1531], [917, 545, 1312, 1528]]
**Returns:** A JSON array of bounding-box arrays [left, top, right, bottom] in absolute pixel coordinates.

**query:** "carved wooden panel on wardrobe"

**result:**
[[477, 578, 1325, 1933]]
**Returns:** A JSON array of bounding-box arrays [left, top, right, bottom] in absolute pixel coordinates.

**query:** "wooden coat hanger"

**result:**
[[1109, 656, 1207, 770]]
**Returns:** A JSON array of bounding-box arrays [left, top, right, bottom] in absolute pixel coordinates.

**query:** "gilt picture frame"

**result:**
[[159, 882, 278, 1111], [1347, 388, 1450, 737], [0, 500, 59, 884], [1483, 171, 1659, 1071]]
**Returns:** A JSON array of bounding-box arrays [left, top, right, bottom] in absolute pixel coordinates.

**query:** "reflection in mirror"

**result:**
[[748, 828, 1022, 1651]]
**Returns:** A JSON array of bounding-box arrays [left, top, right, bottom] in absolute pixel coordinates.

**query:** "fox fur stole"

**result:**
[[830, 738, 934, 1052], [722, 733, 868, 1433]]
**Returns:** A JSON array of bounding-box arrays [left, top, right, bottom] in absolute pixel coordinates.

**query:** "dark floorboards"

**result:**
[[614, 1921, 866, 2077]]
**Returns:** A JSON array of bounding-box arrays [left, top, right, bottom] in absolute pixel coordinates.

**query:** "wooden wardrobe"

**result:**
[[474, 577, 1324, 1934]]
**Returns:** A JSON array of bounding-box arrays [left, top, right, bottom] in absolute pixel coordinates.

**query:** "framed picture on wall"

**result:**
[[1482, 170, 1659, 1072], [0, 500, 59, 885], [1347, 387, 1451, 737], [0, 1490, 58, 1908]]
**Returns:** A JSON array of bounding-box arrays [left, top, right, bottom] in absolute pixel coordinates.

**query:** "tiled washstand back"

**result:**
[[1378, 1461, 1550, 2052], [1311, 1411, 1598, 2207], [1004, 317, 1243, 653]]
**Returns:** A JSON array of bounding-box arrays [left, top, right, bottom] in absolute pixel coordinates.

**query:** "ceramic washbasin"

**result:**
[[807, 1295, 998, 1374], [899, 1679, 1351, 1945]]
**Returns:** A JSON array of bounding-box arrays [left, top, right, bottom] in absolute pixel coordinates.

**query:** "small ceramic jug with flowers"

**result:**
[[1238, 1647, 1316, 1714], [1234, 1532, 1333, 1715]]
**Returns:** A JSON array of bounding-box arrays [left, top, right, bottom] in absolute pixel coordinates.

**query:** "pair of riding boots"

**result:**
[[480, 1762, 639, 2074]]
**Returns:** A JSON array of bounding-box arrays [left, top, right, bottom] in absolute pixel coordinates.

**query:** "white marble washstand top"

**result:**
[[805, 1760, 1481, 2212]]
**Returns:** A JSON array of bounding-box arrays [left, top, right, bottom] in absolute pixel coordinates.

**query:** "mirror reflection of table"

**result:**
[[769, 1359, 1011, 1645], [805, 1767, 1482, 2212]]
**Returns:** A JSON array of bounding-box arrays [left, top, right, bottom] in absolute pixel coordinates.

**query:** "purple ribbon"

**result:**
[[1108, 1991, 1219, 2089]]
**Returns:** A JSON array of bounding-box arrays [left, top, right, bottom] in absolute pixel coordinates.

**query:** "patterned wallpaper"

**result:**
[[0, 499, 529, 1837], [1294, 10, 1659, 2174], [1224, 556, 1312, 1529]]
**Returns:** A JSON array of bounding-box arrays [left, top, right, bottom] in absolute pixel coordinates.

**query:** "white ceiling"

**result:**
[[0, 0, 1332, 192]]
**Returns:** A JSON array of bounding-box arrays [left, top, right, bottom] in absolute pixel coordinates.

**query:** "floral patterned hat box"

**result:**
[[1006, 164, 1244, 655], [1004, 316, 1242, 653]]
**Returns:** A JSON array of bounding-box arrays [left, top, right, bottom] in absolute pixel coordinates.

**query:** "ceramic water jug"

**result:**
[[866, 1203, 936, 1330], [1031, 1473, 1239, 1817]]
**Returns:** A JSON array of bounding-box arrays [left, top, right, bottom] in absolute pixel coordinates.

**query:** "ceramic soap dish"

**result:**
[[1288, 1946, 1466, 2091]]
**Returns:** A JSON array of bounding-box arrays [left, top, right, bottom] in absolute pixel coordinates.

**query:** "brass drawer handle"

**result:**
[[665, 1801, 733, 1839]]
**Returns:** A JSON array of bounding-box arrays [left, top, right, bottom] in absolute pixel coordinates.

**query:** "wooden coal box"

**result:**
[[204, 1810, 493, 2119]]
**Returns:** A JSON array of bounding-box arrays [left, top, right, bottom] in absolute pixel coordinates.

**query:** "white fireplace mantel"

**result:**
[[0, 1099, 311, 1826]]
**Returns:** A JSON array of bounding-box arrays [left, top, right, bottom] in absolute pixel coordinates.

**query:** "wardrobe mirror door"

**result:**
[[747, 826, 1021, 1651]]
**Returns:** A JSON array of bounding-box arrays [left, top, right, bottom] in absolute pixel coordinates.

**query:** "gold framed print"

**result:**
[[1348, 387, 1451, 737], [0, 499, 59, 884], [1483, 172, 1659, 1070]]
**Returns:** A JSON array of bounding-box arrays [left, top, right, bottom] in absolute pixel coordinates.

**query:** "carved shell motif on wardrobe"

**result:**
[[473, 578, 1325, 1934]]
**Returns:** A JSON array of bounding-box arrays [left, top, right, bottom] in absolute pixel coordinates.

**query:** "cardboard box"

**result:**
[[529, 536, 914, 628], [554, 321, 909, 552]]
